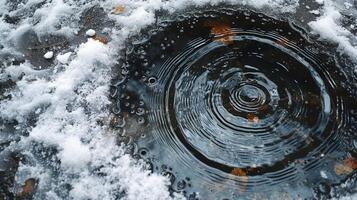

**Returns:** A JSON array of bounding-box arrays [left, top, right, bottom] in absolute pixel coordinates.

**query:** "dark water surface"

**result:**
[[112, 9, 357, 200]]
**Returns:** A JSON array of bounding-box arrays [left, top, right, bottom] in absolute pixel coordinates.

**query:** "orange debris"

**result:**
[[94, 35, 109, 44], [231, 168, 248, 192], [111, 5, 125, 14], [247, 113, 259, 123], [205, 21, 234, 45]]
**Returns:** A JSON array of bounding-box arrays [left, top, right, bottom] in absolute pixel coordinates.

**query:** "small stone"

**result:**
[[86, 29, 96, 37], [43, 51, 54, 59]]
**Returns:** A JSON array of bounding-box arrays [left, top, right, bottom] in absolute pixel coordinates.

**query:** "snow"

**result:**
[[336, 194, 357, 200], [310, 10, 320, 15], [114, 7, 156, 30], [0, 0, 356, 199], [32, 0, 74, 35], [308, 2, 357, 65], [344, 2, 353, 10], [59, 137, 91, 170], [315, 0, 325, 5], [56, 52, 72, 64]]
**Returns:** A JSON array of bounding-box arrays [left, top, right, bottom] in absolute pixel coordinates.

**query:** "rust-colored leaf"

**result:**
[[247, 113, 259, 123], [205, 21, 233, 45], [231, 168, 248, 192], [16, 178, 37, 198], [334, 157, 357, 175], [343, 157, 357, 169], [334, 163, 354, 175], [231, 168, 246, 176], [111, 5, 125, 14]]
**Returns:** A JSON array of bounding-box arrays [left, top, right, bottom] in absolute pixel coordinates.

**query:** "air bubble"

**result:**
[[136, 107, 145, 116], [137, 117, 145, 124], [139, 148, 148, 156], [177, 180, 186, 190], [147, 76, 157, 86]]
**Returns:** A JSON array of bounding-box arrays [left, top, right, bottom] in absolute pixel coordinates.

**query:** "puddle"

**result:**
[[113, 9, 357, 199]]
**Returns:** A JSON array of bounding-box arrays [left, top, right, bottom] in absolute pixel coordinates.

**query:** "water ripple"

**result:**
[[114, 9, 356, 199]]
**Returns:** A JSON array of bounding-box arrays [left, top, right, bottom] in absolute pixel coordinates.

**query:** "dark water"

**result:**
[[111, 9, 357, 199]]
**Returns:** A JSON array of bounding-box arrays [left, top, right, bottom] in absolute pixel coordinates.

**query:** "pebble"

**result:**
[[43, 51, 54, 59], [86, 29, 96, 37]]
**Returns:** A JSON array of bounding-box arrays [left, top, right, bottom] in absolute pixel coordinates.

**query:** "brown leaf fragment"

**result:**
[[16, 178, 37, 199], [94, 35, 109, 44], [334, 163, 354, 175], [334, 157, 357, 175], [247, 113, 259, 123], [111, 5, 125, 14], [231, 168, 248, 192], [205, 21, 233, 45], [231, 167, 246, 176], [343, 157, 357, 169]]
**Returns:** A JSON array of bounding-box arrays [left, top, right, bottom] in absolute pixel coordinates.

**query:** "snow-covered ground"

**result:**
[[0, 0, 356, 199]]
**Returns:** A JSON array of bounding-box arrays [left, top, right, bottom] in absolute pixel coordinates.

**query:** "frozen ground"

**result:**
[[0, 0, 356, 199]]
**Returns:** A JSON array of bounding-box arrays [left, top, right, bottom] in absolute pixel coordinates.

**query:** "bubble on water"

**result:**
[[177, 180, 187, 190], [136, 107, 145, 116], [147, 76, 157, 86], [137, 117, 145, 124], [139, 148, 148, 157]]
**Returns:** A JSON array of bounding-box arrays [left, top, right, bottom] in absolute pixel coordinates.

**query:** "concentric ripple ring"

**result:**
[[117, 9, 356, 199]]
